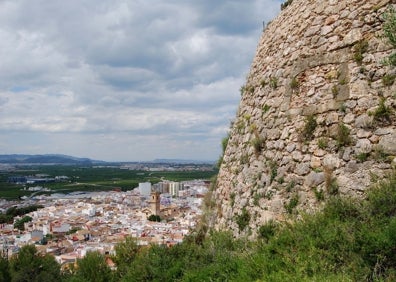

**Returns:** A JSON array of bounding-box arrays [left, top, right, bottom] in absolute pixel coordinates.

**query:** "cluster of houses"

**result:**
[[0, 180, 209, 267]]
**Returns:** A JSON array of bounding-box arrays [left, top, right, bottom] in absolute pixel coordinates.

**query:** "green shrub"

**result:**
[[217, 133, 230, 168], [383, 7, 396, 66], [331, 85, 339, 97], [353, 39, 369, 65], [281, 0, 293, 10], [373, 97, 392, 122], [318, 137, 328, 149], [13, 216, 32, 231], [284, 194, 299, 214], [264, 190, 274, 200], [372, 146, 389, 162], [336, 122, 352, 149], [301, 115, 317, 141], [262, 104, 271, 114], [230, 192, 236, 207], [258, 220, 277, 241], [239, 85, 246, 95], [240, 153, 249, 165], [253, 193, 261, 206], [356, 152, 369, 163], [269, 77, 278, 89], [235, 208, 250, 231], [382, 74, 396, 86], [251, 137, 265, 155], [327, 178, 339, 195], [324, 167, 339, 195], [339, 77, 347, 85], [235, 119, 245, 133], [221, 134, 229, 154], [148, 214, 161, 222], [277, 176, 285, 184], [290, 77, 299, 90], [268, 160, 278, 184], [314, 187, 325, 201], [366, 172, 396, 217], [322, 196, 363, 222], [247, 85, 255, 94], [286, 180, 295, 193], [249, 123, 257, 133]]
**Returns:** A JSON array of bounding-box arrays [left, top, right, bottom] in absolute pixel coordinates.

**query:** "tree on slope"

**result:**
[[9, 244, 60, 282]]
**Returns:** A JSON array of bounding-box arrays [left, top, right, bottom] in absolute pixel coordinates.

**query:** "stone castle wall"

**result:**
[[213, 0, 396, 237]]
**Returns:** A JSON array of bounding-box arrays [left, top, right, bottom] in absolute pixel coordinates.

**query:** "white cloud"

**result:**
[[0, 0, 281, 161]]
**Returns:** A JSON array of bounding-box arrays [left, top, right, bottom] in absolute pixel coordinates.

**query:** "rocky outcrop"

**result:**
[[213, 0, 396, 237]]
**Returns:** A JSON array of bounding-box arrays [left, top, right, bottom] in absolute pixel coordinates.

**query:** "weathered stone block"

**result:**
[[378, 133, 396, 155], [305, 171, 325, 188], [355, 138, 372, 154], [295, 162, 311, 176]]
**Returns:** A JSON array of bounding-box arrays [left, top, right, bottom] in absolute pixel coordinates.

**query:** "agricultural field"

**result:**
[[0, 165, 217, 200]]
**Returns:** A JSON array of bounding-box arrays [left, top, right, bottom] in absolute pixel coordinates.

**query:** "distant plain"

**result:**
[[0, 165, 217, 200]]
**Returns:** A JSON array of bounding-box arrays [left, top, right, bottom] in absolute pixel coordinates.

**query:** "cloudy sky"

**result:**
[[0, 0, 282, 162]]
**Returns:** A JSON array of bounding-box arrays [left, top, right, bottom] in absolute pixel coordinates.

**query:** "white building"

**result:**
[[82, 204, 96, 217], [169, 182, 184, 197], [138, 182, 152, 196]]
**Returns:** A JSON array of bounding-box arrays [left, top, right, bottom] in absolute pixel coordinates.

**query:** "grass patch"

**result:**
[[268, 160, 278, 184], [356, 152, 369, 163], [286, 180, 295, 193], [331, 85, 339, 97], [284, 193, 299, 214], [262, 104, 271, 114], [382, 74, 396, 86], [230, 192, 236, 207], [372, 146, 390, 162], [372, 97, 392, 123], [258, 220, 277, 241], [336, 122, 352, 149], [253, 192, 262, 206], [318, 137, 328, 150], [290, 77, 299, 90], [353, 39, 369, 65], [235, 207, 250, 232], [314, 187, 325, 201], [269, 77, 278, 89], [251, 137, 265, 156]]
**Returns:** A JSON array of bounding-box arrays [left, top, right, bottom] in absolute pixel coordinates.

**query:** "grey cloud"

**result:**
[[0, 0, 282, 161]]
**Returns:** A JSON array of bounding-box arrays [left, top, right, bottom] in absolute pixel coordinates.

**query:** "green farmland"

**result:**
[[0, 165, 217, 200]]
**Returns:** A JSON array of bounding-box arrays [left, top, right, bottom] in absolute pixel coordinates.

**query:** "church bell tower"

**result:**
[[148, 192, 160, 216]]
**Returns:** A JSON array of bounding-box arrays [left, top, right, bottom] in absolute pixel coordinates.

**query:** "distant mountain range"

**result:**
[[0, 154, 102, 165], [0, 155, 216, 165]]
